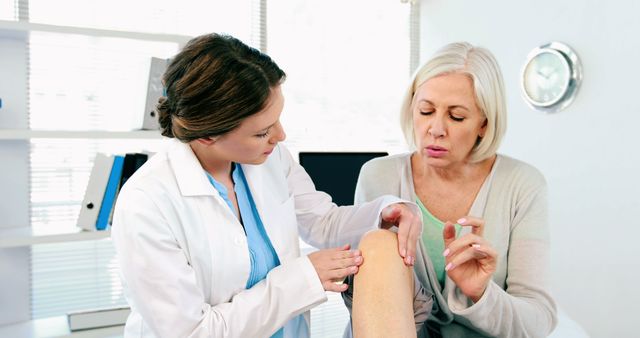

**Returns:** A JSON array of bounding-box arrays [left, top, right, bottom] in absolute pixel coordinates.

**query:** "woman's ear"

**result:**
[[195, 136, 217, 146], [479, 119, 488, 138]]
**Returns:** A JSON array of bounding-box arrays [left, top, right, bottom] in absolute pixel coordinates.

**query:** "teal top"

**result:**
[[416, 198, 461, 288]]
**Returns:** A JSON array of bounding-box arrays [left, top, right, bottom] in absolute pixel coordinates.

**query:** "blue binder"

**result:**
[[96, 155, 125, 230]]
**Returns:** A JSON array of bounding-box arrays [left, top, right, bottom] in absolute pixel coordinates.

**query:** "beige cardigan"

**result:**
[[354, 153, 557, 338]]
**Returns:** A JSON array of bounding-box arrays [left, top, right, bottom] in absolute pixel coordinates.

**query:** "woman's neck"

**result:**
[[189, 142, 233, 181], [412, 153, 496, 185]]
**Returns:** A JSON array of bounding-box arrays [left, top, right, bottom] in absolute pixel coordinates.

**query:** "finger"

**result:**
[[396, 208, 411, 260], [328, 266, 358, 281], [444, 233, 487, 257], [402, 212, 421, 266], [333, 248, 358, 259], [380, 204, 402, 223], [324, 280, 349, 293], [444, 246, 489, 272], [442, 221, 457, 249], [469, 243, 498, 261], [334, 255, 363, 269], [457, 216, 485, 236]]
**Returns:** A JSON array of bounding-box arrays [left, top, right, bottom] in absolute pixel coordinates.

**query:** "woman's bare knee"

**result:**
[[352, 229, 416, 338]]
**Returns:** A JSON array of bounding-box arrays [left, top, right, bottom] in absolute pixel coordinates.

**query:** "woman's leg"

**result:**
[[352, 229, 417, 338]]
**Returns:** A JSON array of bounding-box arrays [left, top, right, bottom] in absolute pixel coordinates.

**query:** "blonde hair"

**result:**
[[400, 42, 507, 163]]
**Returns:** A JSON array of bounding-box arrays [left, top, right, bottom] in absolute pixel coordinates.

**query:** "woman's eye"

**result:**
[[256, 131, 270, 138], [450, 114, 465, 122], [419, 111, 433, 116]]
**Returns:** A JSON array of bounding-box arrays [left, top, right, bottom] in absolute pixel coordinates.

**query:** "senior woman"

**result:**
[[345, 42, 557, 337]]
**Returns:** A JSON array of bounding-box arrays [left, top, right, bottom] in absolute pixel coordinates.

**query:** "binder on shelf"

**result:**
[[108, 153, 149, 225], [76, 154, 115, 231], [67, 306, 131, 331], [96, 155, 125, 231], [119, 153, 149, 189], [142, 57, 169, 130]]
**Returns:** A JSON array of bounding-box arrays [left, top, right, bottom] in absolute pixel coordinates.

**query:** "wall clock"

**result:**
[[521, 42, 582, 113]]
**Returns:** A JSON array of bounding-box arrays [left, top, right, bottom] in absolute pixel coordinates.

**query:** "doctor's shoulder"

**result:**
[[116, 152, 179, 207]]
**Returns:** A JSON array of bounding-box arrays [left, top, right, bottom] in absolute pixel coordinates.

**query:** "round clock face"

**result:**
[[522, 49, 571, 107]]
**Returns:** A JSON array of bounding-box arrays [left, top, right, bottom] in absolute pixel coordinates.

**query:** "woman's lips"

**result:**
[[426, 145, 448, 157]]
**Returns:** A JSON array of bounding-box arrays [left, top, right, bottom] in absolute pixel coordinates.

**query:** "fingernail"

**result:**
[[445, 262, 454, 271], [350, 266, 358, 273], [410, 256, 415, 265], [457, 218, 466, 225], [355, 256, 362, 263], [442, 248, 450, 257], [472, 244, 481, 249]]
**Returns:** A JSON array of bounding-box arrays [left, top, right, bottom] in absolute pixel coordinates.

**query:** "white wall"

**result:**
[[420, 1, 640, 337]]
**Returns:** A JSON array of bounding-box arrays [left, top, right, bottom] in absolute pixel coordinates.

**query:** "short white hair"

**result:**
[[400, 42, 507, 163]]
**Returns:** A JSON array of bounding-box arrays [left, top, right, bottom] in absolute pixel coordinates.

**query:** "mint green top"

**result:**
[[416, 198, 460, 288]]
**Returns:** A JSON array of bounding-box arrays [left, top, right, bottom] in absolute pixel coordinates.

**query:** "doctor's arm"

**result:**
[[278, 146, 421, 265], [111, 188, 328, 338]]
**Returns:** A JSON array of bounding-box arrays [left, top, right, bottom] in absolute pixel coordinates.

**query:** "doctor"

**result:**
[[111, 33, 422, 338]]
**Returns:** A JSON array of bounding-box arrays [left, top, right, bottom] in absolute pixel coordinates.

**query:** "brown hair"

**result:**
[[157, 33, 286, 141]]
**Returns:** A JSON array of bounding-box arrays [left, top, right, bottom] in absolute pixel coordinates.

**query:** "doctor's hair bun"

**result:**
[[158, 33, 286, 143], [157, 96, 174, 138]]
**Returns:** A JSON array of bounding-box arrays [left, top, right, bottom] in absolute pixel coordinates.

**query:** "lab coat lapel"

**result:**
[[241, 162, 298, 264]]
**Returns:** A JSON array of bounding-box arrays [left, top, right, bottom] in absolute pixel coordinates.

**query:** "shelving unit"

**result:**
[[0, 129, 164, 140], [0, 19, 190, 45], [0, 15, 182, 331], [0, 226, 111, 249], [0, 316, 123, 338]]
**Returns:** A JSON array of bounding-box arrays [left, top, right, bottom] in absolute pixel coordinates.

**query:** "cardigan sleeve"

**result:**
[[446, 164, 558, 337]]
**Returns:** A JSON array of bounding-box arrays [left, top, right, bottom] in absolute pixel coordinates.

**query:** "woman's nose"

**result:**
[[270, 121, 286, 143], [428, 118, 446, 138]]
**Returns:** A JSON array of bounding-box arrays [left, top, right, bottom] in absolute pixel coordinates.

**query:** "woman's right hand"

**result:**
[[308, 244, 363, 292]]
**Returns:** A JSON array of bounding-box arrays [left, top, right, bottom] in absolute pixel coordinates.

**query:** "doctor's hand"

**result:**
[[380, 203, 422, 266], [442, 217, 497, 303], [308, 244, 363, 292]]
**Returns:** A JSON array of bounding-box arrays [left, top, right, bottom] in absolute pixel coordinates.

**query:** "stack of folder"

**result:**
[[77, 153, 149, 231]]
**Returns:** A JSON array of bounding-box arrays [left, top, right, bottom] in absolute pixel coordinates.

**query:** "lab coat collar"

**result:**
[[167, 139, 217, 197], [167, 139, 267, 202]]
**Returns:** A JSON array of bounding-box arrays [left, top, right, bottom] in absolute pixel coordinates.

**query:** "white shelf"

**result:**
[[0, 19, 190, 45], [0, 226, 111, 248], [0, 316, 123, 338], [0, 129, 164, 140]]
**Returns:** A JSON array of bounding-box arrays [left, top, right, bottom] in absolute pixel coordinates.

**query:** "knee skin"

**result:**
[[352, 229, 416, 338]]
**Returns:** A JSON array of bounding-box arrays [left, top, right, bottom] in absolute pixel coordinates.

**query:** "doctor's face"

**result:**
[[211, 86, 286, 165]]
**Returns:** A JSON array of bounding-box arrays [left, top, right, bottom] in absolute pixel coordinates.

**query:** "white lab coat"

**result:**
[[111, 140, 402, 338]]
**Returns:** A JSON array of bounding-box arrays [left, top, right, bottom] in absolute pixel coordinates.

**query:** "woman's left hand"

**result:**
[[442, 216, 497, 303]]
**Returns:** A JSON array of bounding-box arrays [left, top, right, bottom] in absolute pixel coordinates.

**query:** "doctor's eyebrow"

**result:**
[[256, 121, 278, 133]]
